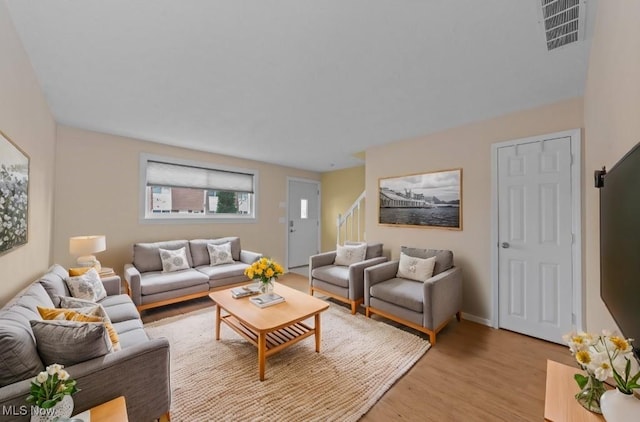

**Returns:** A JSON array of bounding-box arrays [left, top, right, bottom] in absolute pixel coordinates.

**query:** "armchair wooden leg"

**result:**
[[350, 301, 357, 315], [159, 412, 171, 422], [365, 307, 371, 318]]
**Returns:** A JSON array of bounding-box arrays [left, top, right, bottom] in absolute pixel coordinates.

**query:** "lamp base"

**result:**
[[76, 255, 102, 272]]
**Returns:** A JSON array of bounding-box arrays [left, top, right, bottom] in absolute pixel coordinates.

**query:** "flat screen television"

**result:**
[[600, 141, 640, 360]]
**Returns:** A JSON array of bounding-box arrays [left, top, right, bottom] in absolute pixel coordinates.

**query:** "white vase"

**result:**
[[30, 395, 74, 422], [600, 388, 640, 422]]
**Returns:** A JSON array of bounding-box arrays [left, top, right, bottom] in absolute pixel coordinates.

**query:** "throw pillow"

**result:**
[[396, 252, 437, 282], [334, 243, 367, 266], [68, 267, 91, 276], [30, 319, 113, 366], [37, 306, 121, 351], [65, 268, 107, 302], [159, 247, 190, 273], [207, 242, 235, 266]]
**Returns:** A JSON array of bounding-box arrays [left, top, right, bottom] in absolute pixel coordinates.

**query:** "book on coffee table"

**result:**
[[249, 293, 285, 308], [231, 285, 261, 299]]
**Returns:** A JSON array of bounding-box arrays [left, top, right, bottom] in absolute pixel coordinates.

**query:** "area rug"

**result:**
[[144, 303, 430, 422]]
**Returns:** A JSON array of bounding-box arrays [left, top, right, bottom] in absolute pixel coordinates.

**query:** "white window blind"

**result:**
[[146, 161, 254, 193]]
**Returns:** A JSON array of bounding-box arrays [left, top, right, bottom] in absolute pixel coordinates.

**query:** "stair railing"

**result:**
[[336, 191, 366, 245]]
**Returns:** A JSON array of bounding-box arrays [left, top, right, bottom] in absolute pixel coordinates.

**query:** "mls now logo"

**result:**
[[1, 405, 29, 416]]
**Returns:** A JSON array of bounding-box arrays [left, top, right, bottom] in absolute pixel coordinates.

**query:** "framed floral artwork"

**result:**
[[379, 168, 462, 230], [0, 131, 29, 254]]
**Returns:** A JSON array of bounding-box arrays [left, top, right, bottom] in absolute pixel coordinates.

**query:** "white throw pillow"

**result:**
[[396, 252, 437, 282], [207, 242, 235, 266], [159, 247, 190, 273], [334, 243, 367, 266], [65, 268, 107, 302]]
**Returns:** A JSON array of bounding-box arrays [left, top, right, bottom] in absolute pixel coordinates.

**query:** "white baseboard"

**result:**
[[461, 312, 492, 327]]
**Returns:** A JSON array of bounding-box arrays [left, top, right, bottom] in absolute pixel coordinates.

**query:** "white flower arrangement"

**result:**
[[564, 331, 640, 395], [26, 364, 79, 409]]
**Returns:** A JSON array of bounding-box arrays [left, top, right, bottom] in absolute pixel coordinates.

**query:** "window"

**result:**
[[140, 154, 257, 221], [300, 199, 308, 219]]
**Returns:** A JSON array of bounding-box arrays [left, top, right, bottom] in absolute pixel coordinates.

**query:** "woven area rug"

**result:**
[[145, 304, 430, 422]]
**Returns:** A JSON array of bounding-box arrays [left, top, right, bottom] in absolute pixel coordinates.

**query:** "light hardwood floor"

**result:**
[[141, 272, 577, 421]]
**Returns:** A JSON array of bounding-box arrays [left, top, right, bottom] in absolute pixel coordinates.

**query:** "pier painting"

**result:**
[[379, 168, 461, 230]]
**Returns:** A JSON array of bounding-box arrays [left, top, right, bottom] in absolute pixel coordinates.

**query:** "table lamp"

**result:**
[[69, 235, 106, 271]]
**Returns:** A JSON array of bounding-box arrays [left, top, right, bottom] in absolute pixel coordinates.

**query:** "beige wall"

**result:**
[[320, 166, 365, 251], [0, 4, 56, 305], [54, 126, 320, 274], [365, 98, 583, 322], [582, 0, 640, 332]]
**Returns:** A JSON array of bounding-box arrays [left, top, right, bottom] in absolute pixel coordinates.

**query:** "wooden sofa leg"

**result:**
[[428, 331, 436, 346], [159, 412, 171, 422], [365, 307, 371, 318], [350, 301, 357, 315]]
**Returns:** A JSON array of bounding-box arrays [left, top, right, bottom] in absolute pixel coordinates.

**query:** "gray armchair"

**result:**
[[364, 247, 462, 345], [309, 243, 387, 314]]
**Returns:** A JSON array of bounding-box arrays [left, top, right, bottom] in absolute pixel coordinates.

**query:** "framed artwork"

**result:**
[[0, 131, 29, 254], [379, 168, 462, 230]]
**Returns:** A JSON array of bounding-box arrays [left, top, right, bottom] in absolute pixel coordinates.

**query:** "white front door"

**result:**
[[497, 135, 575, 344], [287, 179, 320, 268]]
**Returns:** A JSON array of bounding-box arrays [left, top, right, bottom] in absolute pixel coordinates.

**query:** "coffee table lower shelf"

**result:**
[[221, 314, 315, 355]]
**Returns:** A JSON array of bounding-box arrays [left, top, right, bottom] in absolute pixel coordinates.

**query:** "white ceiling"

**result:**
[[5, 1, 595, 172]]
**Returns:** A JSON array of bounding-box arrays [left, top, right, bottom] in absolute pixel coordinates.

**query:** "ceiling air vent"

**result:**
[[540, 0, 585, 51]]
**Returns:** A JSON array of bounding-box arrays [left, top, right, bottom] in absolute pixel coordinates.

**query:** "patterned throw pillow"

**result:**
[[207, 242, 235, 266], [334, 243, 367, 266], [65, 268, 107, 302], [159, 247, 190, 273], [396, 252, 437, 282]]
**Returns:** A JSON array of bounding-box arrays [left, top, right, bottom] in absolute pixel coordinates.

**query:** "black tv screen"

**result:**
[[600, 141, 640, 358]]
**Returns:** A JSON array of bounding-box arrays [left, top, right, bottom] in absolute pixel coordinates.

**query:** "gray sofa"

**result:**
[[0, 264, 170, 422], [364, 247, 462, 345], [125, 236, 261, 311]]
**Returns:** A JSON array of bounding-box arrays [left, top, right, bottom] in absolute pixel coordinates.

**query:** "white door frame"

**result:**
[[490, 128, 583, 332], [285, 177, 321, 271]]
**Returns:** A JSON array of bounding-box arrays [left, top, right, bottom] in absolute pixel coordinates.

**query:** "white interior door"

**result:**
[[497, 136, 574, 344], [287, 179, 320, 268]]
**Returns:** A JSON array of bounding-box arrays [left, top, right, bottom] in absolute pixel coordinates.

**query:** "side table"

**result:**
[[73, 396, 128, 421], [544, 360, 606, 421]]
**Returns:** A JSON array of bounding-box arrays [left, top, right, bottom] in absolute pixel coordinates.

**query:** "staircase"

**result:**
[[336, 191, 366, 244]]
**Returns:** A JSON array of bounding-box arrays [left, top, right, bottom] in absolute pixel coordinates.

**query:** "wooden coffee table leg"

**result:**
[[315, 313, 321, 352], [258, 332, 266, 381], [215, 305, 221, 340]]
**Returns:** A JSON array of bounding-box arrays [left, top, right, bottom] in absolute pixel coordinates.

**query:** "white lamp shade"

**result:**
[[69, 235, 106, 256]]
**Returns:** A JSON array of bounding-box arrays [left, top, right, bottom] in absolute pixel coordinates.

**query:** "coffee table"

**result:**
[[209, 282, 329, 381]]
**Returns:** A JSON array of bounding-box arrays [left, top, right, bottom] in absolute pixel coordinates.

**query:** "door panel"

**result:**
[[498, 137, 573, 343], [287, 180, 320, 268]]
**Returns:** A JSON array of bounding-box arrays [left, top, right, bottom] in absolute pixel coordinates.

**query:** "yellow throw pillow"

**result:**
[[68, 267, 92, 276], [37, 306, 121, 351]]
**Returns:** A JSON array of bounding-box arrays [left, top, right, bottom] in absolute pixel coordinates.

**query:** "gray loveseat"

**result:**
[[125, 236, 261, 311], [0, 264, 170, 421]]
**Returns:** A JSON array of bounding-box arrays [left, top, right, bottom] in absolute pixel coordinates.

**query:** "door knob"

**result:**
[[501, 242, 510, 248]]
